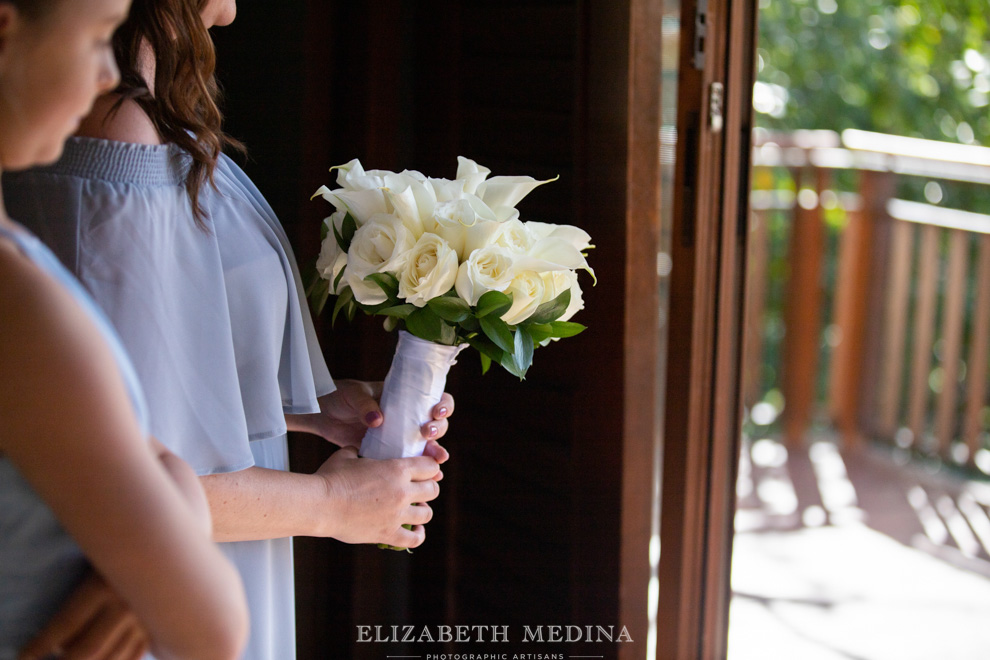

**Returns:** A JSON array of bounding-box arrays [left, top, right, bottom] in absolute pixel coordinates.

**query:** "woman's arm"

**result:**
[[202, 448, 440, 546], [0, 248, 248, 660], [209, 380, 449, 546]]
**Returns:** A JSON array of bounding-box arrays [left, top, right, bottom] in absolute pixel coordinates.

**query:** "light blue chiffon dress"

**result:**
[[4, 137, 335, 660], [0, 224, 150, 659]]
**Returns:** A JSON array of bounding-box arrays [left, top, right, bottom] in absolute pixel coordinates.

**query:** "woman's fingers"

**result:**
[[432, 392, 454, 420]]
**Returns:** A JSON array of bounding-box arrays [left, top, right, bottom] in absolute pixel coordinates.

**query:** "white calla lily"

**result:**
[[526, 220, 593, 252], [476, 174, 558, 218], [455, 156, 491, 194]]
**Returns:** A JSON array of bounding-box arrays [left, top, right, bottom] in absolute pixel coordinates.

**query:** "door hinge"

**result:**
[[693, 0, 708, 70]]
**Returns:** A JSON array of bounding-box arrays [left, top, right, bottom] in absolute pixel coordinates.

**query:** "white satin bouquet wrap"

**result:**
[[360, 332, 466, 459]]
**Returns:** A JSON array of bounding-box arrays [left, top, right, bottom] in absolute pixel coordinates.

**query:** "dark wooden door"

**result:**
[[214, 1, 756, 658]]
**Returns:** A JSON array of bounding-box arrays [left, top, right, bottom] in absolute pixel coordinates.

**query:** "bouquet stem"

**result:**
[[360, 331, 465, 460]]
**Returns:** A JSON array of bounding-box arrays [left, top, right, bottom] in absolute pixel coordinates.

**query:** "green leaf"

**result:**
[[428, 295, 472, 322], [304, 264, 321, 297], [439, 321, 457, 345], [331, 287, 354, 326], [548, 321, 586, 338], [320, 219, 330, 241], [333, 264, 346, 294], [333, 212, 358, 251], [479, 314, 514, 353], [526, 323, 554, 344], [479, 352, 492, 374], [343, 212, 357, 241], [311, 279, 330, 315], [526, 289, 571, 325], [467, 335, 504, 366], [306, 270, 328, 311], [475, 290, 513, 318], [365, 272, 399, 301], [405, 307, 451, 344], [512, 325, 535, 376], [499, 351, 528, 380], [378, 303, 416, 318], [383, 315, 400, 332], [458, 315, 480, 332]]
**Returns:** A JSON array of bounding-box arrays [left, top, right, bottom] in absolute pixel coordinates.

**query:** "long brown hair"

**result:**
[[112, 0, 244, 226]]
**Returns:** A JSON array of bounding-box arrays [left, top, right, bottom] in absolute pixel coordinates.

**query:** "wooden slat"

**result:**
[[743, 207, 769, 408], [934, 230, 970, 454], [877, 220, 914, 436], [827, 203, 873, 444], [907, 224, 940, 448], [964, 234, 990, 461], [782, 167, 826, 447]]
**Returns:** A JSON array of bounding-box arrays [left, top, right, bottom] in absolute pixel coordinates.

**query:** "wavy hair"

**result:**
[[112, 0, 244, 226]]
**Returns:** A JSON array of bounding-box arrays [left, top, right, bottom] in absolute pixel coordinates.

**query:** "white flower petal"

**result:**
[[477, 174, 557, 211]]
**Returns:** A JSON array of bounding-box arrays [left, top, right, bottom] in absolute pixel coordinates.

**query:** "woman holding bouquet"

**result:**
[[0, 0, 249, 657], [3, 0, 454, 657]]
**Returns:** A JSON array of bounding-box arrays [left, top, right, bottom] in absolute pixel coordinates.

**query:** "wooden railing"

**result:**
[[746, 129, 990, 470]]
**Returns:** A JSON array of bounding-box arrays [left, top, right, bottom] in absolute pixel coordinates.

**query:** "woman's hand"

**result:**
[[314, 447, 441, 548], [19, 571, 149, 660], [286, 379, 455, 458]]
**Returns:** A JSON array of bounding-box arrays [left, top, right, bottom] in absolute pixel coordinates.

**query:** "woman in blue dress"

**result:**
[[4, 0, 454, 658], [0, 0, 249, 658]]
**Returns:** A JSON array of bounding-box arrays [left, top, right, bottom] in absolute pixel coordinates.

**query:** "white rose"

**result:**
[[501, 270, 546, 326], [492, 218, 535, 253], [345, 213, 415, 305], [454, 246, 515, 305], [398, 233, 459, 307], [542, 270, 585, 322]]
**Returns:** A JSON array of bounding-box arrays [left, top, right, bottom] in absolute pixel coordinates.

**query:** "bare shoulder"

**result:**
[[0, 241, 94, 367], [76, 94, 163, 145], [0, 236, 142, 457], [0, 240, 116, 399]]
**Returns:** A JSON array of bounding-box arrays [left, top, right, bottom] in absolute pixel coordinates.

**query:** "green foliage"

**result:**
[[757, 0, 990, 145], [306, 276, 585, 379]]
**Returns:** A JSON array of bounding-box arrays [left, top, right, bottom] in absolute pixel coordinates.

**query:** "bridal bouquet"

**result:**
[[308, 157, 593, 460]]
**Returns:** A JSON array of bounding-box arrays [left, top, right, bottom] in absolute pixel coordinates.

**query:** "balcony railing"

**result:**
[[746, 129, 990, 471]]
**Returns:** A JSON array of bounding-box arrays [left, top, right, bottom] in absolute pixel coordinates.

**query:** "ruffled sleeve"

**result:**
[[3, 138, 255, 476], [211, 155, 334, 425]]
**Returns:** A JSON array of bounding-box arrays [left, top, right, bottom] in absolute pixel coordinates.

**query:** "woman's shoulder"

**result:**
[[0, 237, 91, 367], [76, 95, 163, 146]]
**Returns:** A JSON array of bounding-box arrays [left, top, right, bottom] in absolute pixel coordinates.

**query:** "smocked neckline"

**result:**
[[26, 136, 188, 186]]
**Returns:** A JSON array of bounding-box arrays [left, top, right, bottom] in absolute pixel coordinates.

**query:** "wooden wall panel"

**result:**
[[216, 2, 669, 658]]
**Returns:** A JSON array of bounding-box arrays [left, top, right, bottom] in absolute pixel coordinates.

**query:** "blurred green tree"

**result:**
[[756, 0, 990, 145]]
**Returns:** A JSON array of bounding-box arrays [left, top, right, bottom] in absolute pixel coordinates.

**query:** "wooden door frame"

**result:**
[[656, 0, 757, 658]]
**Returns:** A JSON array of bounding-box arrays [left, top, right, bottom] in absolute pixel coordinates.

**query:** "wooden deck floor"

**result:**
[[728, 435, 990, 660]]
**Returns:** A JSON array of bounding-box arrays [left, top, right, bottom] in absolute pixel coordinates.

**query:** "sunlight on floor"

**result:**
[[728, 439, 990, 660]]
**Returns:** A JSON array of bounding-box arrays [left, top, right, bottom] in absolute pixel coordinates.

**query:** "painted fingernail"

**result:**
[[428, 424, 439, 438], [438, 407, 449, 417], [365, 411, 382, 425]]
